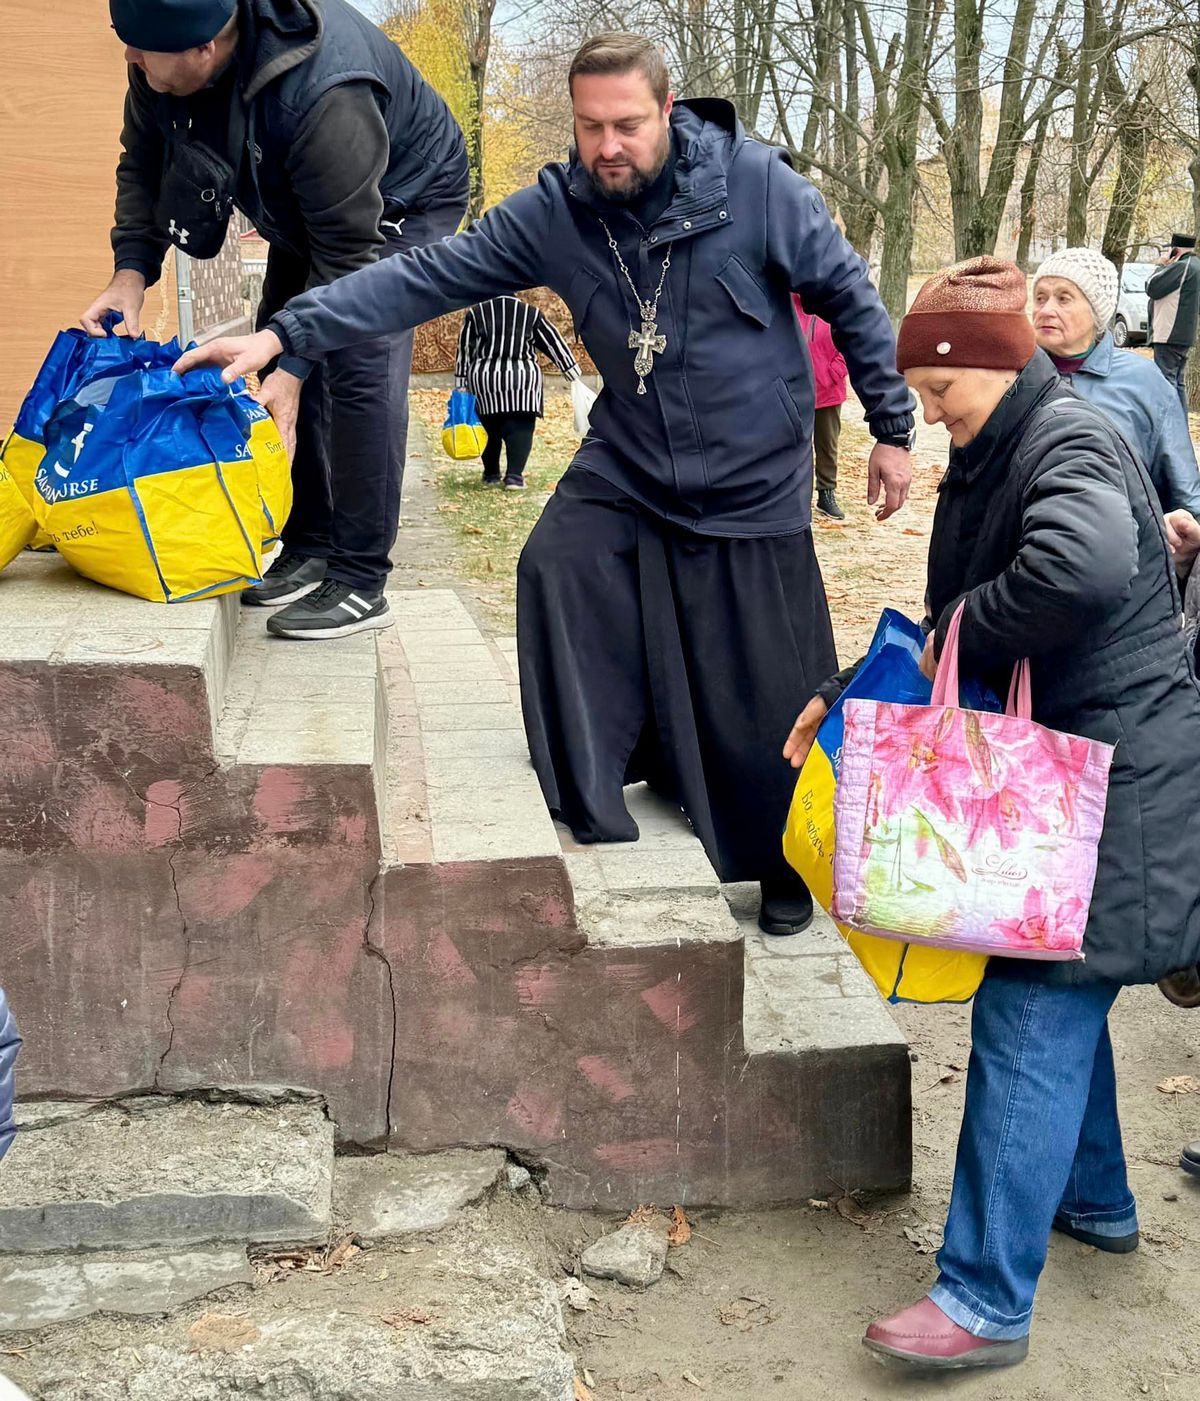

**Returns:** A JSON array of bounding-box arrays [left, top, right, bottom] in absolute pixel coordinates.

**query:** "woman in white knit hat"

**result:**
[[1033, 247, 1200, 516]]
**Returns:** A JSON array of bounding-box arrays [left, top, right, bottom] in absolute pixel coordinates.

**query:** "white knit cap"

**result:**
[[1033, 248, 1119, 332]]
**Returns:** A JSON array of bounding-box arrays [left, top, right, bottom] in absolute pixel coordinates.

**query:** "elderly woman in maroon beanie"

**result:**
[[786, 257, 1200, 1372]]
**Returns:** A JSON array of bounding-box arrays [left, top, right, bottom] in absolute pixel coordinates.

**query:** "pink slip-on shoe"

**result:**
[[864, 1296, 1029, 1371]]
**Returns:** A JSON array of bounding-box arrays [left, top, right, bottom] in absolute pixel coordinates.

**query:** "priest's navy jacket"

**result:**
[[271, 98, 915, 536]]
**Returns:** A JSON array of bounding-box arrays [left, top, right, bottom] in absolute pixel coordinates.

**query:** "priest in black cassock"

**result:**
[[177, 32, 917, 936]]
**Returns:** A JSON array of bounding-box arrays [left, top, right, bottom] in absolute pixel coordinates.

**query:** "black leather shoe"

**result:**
[[1052, 1214, 1139, 1253], [1182, 1141, 1200, 1178], [758, 879, 814, 936]]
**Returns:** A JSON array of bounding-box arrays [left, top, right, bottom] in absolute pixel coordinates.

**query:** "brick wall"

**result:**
[[188, 215, 252, 338]]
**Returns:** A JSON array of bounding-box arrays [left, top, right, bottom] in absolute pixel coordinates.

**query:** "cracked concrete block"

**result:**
[[0, 1246, 253, 1330], [0, 626, 70, 663], [237, 700, 375, 766], [593, 845, 719, 896], [413, 679, 513, 708], [580, 1223, 667, 1289], [335, 1149, 506, 1240], [573, 890, 741, 948], [254, 674, 377, 706], [431, 821, 562, 864], [426, 783, 551, 828], [20, 1245, 575, 1401], [419, 703, 525, 732], [422, 729, 530, 758], [408, 659, 507, 683], [400, 642, 495, 666], [0, 1099, 333, 1253], [423, 753, 534, 788]]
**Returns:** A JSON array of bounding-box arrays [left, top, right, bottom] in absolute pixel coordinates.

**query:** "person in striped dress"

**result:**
[[455, 296, 583, 488]]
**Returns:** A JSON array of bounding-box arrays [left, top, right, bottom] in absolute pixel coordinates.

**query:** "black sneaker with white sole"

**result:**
[[266, 579, 393, 640], [242, 550, 327, 607]]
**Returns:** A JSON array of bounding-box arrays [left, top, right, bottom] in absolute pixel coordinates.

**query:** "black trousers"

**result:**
[[257, 202, 465, 592], [480, 411, 537, 480], [516, 466, 838, 885]]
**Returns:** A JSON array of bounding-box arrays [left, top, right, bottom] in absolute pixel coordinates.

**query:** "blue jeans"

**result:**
[[929, 966, 1136, 1340], [0, 987, 20, 1162], [1153, 344, 1191, 420]]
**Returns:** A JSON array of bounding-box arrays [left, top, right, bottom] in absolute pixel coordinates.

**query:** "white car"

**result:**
[[1111, 262, 1156, 347]]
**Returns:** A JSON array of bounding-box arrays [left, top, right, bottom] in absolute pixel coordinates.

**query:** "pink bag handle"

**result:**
[[931, 602, 1032, 720]]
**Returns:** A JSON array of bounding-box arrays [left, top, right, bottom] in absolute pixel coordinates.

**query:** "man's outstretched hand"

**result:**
[[173, 329, 285, 383], [867, 442, 912, 520]]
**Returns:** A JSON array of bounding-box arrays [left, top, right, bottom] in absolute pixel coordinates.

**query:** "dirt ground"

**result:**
[[398, 390, 1200, 1400], [551, 987, 1200, 1401]]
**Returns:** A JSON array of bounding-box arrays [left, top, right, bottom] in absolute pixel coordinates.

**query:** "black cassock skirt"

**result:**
[[516, 467, 838, 885]]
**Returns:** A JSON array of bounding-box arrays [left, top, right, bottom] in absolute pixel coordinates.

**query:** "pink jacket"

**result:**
[[793, 295, 849, 410]]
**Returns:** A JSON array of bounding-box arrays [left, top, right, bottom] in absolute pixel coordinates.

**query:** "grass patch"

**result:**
[[409, 389, 578, 624]]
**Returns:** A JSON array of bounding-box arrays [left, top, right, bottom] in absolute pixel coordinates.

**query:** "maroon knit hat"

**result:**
[[896, 256, 1036, 373]]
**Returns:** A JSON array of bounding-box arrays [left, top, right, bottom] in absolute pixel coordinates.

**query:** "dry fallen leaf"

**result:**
[[834, 1195, 878, 1230], [464, 524, 484, 535], [626, 1204, 658, 1225], [682, 1371, 705, 1389], [806, 1197, 831, 1211], [323, 1236, 361, 1272], [1157, 1075, 1200, 1095], [380, 1307, 434, 1329], [188, 1312, 260, 1354], [903, 1224, 944, 1255], [667, 1205, 692, 1248], [574, 1379, 594, 1401], [717, 1296, 779, 1331]]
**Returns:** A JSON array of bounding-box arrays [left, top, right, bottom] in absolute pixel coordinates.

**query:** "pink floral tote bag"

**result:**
[[831, 604, 1114, 961]]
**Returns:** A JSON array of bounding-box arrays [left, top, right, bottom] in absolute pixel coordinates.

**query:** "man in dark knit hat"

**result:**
[[82, 0, 468, 639], [1146, 233, 1199, 417], [175, 32, 917, 937]]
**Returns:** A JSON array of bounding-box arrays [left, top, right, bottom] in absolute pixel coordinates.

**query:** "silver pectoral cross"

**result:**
[[629, 320, 667, 395]]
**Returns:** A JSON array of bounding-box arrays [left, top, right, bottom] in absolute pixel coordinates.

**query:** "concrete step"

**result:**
[[3, 539, 910, 1210], [0, 1245, 253, 1332], [0, 1098, 333, 1254], [6, 1240, 576, 1401]]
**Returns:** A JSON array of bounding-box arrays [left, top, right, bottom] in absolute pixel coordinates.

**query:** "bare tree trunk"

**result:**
[[938, 0, 984, 260], [1100, 86, 1151, 275], [1015, 109, 1051, 271], [874, 0, 931, 322], [1067, 0, 1102, 245], [465, 0, 497, 222], [795, 0, 839, 176]]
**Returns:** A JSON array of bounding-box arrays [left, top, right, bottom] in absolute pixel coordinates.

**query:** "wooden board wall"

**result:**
[[0, 2, 178, 430]]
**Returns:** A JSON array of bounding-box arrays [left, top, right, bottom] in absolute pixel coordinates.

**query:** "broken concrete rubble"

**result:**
[[580, 1223, 668, 1289], [0, 1247, 253, 1331], [0, 1098, 333, 1254], [335, 1149, 507, 1240]]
